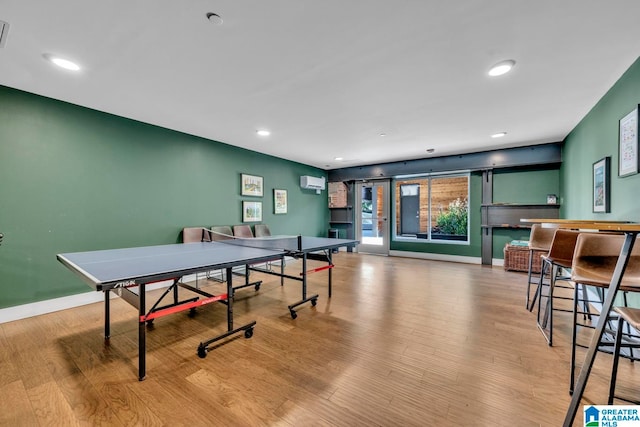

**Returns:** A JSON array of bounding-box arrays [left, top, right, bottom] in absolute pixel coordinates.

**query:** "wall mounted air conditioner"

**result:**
[[300, 176, 326, 193]]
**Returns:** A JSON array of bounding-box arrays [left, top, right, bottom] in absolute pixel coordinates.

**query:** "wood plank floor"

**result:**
[[1, 253, 638, 426]]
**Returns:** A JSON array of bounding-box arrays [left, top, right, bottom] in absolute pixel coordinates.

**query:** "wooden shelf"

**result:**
[[481, 204, 560, 229]]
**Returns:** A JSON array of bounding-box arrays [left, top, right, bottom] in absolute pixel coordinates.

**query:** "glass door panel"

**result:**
[[356, 180, 389, 255]]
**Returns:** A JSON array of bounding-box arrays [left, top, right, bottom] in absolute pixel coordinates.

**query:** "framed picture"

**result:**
[[619, 106, 639, 177], [274, 189, 287, 214], [241, 174, 263, 197], [593, 156, 611, 213], [242, 201, 262, 222]]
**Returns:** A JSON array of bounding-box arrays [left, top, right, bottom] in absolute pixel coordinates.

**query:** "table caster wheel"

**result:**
[[255, 284, 261, 291], [244, 328, 254, 338], [197, 345, 207, 359], [188, 308, 196, 317], [311, 298, 317, 307], [290, 310, 297, 320]]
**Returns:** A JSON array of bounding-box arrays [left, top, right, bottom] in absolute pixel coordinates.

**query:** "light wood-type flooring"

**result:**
[[1, 253, 638, 426]]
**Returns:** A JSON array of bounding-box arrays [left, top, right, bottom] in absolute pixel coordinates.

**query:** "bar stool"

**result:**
[[609, 306, 640, 404], [569, 232, 640, 394], [534, 229, 580, 346], [526, 224, 557, 310]]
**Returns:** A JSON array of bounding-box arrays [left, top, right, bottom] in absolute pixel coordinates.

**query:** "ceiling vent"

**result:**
[[0, 21, 9, 48]]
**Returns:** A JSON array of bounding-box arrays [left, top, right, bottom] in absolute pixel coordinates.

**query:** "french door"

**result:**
[[355, 180, 389, 255]]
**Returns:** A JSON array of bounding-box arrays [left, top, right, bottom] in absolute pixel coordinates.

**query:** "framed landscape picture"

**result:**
[[274, 189, 287, 214], [241, 174, 263, 197], [242, 201, 262, 222], [593, 156, 611, 213]]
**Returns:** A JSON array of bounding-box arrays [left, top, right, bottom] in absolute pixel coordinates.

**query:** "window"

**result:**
[[394, 173, 469, 243]]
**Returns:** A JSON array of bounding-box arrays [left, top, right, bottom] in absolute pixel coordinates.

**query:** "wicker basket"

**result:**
[[503, 244, 544, 273]]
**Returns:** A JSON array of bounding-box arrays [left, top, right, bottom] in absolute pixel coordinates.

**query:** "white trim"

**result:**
[[389, 250, 481, 264], [493, 258, 505, 267], [0, 280, 174, 324]]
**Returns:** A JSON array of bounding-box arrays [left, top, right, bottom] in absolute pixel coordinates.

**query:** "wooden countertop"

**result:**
[[520, 218, 639, 232]]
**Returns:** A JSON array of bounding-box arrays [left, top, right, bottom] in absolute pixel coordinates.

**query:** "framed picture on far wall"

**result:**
[[242, 201, 262, 222], [274, 189, 287, 214], [593, 156, 611, 213], [241, 174, 263, 197], [619, 106, 639, 177]]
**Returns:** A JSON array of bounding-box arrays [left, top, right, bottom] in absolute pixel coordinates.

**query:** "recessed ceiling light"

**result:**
[[488, 60, 515, 77], [379, 133, 386, 137], [43, 53, 80, 71], [206, 12, 223, 25], [426, 148, 435, 154], [491, 132, 507, 138], [256, 129, 270, 137], [334, 157, 343, 161]]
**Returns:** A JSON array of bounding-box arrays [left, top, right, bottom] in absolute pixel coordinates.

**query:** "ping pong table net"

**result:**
[[210, 226, 233, 241], [206, 228, 301, 252]]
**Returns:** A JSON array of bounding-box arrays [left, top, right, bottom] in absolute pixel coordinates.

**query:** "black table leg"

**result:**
[[227, 267, 233, 331], [138, 284, 146, 381], [104, 290, 110, 339], [196, 267, 256, 357], [328, 250, 333, 298]]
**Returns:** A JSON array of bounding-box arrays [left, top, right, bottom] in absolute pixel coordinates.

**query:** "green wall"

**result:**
[[492, 168, 561, 258], [0, 85, 327, 309], [561, 56, 640, 307], [493, 168, 560, 205], [562, 57, 640, 221]]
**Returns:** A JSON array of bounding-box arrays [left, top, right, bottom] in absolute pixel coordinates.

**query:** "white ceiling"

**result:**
[[2, 1, 640, 170]]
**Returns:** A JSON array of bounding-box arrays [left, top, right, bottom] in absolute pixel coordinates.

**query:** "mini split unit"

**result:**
[[300, 176, 326, 194]]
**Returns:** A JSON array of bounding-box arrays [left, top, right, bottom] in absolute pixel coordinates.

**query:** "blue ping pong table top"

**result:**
[[57, 236, 357, 291]]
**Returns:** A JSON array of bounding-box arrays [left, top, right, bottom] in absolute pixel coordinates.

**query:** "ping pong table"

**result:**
[[57, 235, 357, 380]]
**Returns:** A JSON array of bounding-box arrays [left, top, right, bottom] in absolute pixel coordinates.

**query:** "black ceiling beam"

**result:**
[[327, 142, 562, 182]]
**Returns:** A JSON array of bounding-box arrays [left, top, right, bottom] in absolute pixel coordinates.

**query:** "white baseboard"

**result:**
[[0, 280, 174, 325], [389, 250, 481, 265]]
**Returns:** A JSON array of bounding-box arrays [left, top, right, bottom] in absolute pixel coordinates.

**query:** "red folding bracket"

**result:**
[[300, 264, 334, 275], [140, 293, 228, 322]]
